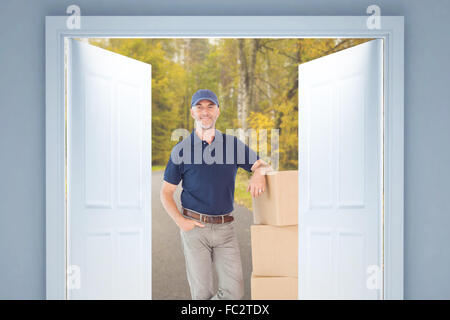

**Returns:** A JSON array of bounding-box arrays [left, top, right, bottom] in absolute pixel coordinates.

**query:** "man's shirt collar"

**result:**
[[191, 128, 223, 146]]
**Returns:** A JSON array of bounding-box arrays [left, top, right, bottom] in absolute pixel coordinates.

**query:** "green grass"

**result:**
[[152, 165, 166, 171], [234, 169, 253, 211]]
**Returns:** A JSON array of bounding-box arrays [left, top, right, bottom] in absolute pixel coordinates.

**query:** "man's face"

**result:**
[[191, 99, 220, 130]]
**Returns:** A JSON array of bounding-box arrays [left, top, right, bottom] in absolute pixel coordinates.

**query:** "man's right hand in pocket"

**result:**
[[178, 217, 205, 232]]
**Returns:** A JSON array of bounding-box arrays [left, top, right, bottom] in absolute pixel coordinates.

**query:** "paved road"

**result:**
[[152, 170, 254, 300]]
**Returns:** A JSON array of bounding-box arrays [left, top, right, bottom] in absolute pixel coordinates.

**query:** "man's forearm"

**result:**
[[160, 192, 185, 226], [250, 159, 273, 175]]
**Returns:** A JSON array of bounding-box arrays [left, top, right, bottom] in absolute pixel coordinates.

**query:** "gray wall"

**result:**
[[1, 0, 449, 299]]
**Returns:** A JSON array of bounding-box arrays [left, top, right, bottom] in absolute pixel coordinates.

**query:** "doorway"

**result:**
[[45, 16, 404, 300], [66, 37, 381, 300]]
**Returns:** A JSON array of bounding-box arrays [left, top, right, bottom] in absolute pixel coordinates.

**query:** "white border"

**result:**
[[45, 16, 404, 300]]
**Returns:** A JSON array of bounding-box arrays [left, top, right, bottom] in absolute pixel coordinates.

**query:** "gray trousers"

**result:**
[[180, 217, 244, 300]]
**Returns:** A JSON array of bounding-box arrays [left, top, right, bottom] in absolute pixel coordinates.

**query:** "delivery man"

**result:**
[[160, 89, 272, 300]]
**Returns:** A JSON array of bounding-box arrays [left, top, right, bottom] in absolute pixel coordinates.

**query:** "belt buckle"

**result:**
[[221, 215, 224, 224], [199, 214, 204, 223]]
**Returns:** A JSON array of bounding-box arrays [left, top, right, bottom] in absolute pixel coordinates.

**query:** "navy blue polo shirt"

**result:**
[[163, 128, 260, 215]]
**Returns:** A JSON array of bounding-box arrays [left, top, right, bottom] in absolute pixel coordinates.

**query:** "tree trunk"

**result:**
[[237, 39, 260, 130], [237, 39, 248, 130], [184, 39, 191, 131], [248, 39, 259, 112]]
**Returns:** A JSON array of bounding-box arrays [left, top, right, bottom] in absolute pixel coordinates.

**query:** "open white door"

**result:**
[[299, 39, 383, 299], [67, 39, 151, 299]]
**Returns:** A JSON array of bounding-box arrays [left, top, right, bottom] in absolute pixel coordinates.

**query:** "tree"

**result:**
[[88, 37, 372, 169]]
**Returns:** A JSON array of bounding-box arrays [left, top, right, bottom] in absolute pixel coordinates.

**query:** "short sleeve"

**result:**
[[236, 137, 260, 172], [163, 153, 182, 185]]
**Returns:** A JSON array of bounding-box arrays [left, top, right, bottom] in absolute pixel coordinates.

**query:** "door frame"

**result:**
[[45, 15, 404, 299]]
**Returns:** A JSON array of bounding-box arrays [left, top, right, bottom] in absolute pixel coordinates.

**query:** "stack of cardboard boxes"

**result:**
[[250, 170, 298, 300]]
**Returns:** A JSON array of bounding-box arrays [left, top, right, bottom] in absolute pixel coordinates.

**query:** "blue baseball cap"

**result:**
[[190, 89, 219, 108]]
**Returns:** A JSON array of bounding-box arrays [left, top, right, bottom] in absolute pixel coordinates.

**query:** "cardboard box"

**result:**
[[251, 225, 298, 277], [251, 170, 298, 226], [251, 274, 298, 300]]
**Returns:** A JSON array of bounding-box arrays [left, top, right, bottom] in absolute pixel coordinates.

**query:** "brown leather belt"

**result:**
[[183, 208, 234, 224]]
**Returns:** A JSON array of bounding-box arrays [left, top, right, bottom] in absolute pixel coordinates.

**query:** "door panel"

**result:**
[[299, 39, 383, 299], [68, 39, 151, 299]]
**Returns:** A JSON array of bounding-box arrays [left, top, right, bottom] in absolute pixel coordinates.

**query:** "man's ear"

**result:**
[[190, 108, 195, 119]]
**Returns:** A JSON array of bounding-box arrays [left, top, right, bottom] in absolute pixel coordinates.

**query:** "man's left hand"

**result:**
[[247, 168, 267, 198]]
